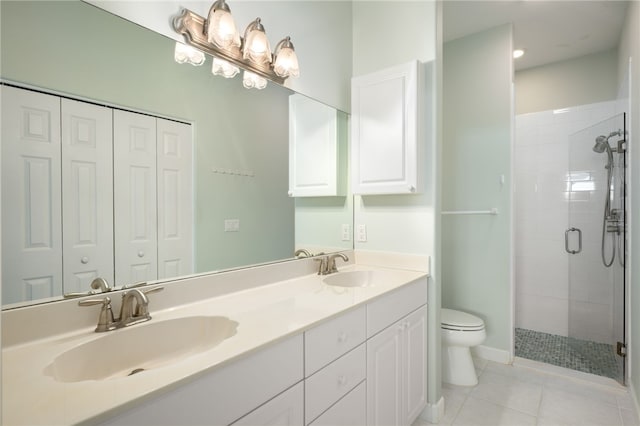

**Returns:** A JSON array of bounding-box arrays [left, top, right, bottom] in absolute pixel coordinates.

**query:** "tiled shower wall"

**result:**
[[515, 100, 622, 344]]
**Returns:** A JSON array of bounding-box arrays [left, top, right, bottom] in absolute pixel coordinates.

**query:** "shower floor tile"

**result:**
[[515, 328, 621, 380]]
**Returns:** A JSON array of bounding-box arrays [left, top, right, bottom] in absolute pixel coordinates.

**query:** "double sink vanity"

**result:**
[[2, 251, 429, 425]]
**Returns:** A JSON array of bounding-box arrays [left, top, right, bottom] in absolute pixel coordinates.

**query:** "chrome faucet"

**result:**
[[315, 253, 349, 275], [294, 248, 312, 258], [79, 286, 163, 332]]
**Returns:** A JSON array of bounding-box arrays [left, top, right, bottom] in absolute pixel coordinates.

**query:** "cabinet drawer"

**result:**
[[309, 381, 366, 426], [305, 344, 366, 424], [231, 382, 303, 426], [367, 277, 427, 337], [305, 305, 366, 376]]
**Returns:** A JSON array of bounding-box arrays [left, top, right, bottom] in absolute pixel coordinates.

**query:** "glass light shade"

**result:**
[[242, 70, 267, 90], [243, 18, 272, 64], [206, 0, 241, 49], [212, 57, 240, 78], [174, 42, 206, 66], [273, 37, 299, 78]]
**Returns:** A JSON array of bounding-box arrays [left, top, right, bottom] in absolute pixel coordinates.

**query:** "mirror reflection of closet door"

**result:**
[[114, 110, 158, 287], [157, 119, 194, 279], [61, 99, 114, 293], [1, 86, 62, 304]]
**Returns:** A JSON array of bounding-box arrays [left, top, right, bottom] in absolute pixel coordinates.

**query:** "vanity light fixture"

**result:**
[[513, 48, 525, 59], [173, 3, 300, 90]]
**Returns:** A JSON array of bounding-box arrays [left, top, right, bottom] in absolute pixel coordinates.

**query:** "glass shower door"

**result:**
[[566, 113, 626, 384]]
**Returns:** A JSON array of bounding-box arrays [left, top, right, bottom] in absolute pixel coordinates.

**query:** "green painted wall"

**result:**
[[442, 24, 513, 352], [1, 1, 294, 272]]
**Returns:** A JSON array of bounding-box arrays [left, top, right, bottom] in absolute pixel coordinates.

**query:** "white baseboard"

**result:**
[[472, 345, 512, 364], [629, 379, 640, 423], [420, 396, 445, 424]]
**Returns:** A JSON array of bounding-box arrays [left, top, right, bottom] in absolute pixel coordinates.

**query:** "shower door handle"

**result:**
[[565, 227, 582, 254]]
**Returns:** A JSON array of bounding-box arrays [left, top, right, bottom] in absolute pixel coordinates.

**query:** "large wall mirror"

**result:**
[[0, 1, 352, 308]]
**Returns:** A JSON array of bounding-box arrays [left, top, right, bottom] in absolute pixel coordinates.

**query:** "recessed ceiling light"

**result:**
[[513, 49, 525, 59]]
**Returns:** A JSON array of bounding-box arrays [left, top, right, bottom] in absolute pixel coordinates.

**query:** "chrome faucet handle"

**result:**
[[122, 281, 148, 290], [78, 296, 116, 332], [142, 286, 164, 296]]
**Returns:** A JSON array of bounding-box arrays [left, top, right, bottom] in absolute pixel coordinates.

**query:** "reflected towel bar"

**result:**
[[441, 208, 499, 215]]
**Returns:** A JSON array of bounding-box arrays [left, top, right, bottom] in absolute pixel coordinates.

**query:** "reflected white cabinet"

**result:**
[[288, 94, 345, 197], [367, 306, 427, 426], [351, 61, 420, 195]]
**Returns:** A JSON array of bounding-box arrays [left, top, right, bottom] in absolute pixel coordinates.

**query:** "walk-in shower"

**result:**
[[515, 105, 628, 384]]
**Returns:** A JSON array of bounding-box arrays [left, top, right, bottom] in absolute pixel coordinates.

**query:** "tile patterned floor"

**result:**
[[515, 327, 621, 380], [414, 358, 640, 426]]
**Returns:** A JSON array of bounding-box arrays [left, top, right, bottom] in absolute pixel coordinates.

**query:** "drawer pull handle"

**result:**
[[337, 332, 348, 343], [337, 375, 348, 386]]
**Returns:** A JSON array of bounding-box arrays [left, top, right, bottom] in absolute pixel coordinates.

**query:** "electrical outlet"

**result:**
[[341, 224, 351, 241], [224, 219, 240, 232], [357, 224, 367, 242]]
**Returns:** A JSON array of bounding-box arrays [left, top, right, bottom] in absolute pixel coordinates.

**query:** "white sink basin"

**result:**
[[47, 316, 238, 382], [323, 270, 374, 288]]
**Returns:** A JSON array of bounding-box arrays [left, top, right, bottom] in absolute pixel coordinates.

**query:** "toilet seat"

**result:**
[[441, 309, 485, 331]]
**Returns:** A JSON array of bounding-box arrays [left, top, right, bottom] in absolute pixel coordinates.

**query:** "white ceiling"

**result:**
[[443, 0, 630, 71]]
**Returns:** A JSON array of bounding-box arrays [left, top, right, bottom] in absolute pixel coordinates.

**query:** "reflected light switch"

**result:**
[[224, 219, 240, 232]]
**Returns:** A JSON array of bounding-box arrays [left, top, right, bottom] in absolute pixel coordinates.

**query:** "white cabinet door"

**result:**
[[61, 98, 114, 293], [351, 60, 419, 195], [232, 382, 303, 426], [1, 86, 63, 303], [156, 118, 193, 280], [288, 94, 343, 197], [366, 306, 428, 426], [367, 323, 403, 426], [113, 110, 157, 286], [403, 307, 428, 424]]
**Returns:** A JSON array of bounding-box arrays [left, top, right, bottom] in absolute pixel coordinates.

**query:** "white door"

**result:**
[[367, 323, 403, 426], [156, 118, 193, 279], [61, 98, 114, 293], [1, 86, 62, 304], [113, 109, 157, 287], [403, 307, 428, 424], [351, 61, 419, 195]]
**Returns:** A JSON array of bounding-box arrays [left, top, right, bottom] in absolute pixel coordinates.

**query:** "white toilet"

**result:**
[[441, 308, 486, 386]]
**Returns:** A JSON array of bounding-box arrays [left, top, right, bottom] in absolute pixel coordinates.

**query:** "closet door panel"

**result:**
[[114, 110, 157, 286], [156, 118, 193, 279], [61, 98, 114, 293], [1, 86, 62, 303]]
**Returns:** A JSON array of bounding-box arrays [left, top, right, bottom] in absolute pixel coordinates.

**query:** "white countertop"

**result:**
[[2, 262, 427, 425]]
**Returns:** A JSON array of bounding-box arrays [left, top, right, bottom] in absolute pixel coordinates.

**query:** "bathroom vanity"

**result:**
[[2, 252, 429, 425]]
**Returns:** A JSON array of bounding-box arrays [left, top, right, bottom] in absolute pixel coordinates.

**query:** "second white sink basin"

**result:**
[[47, 316, 238, 382], [323, 270, 374, 288]]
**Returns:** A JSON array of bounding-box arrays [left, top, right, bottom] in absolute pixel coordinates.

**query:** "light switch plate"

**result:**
[[357, 224, 367, 242], [224, 219, 240, 232], [341, 224, 351, 241]]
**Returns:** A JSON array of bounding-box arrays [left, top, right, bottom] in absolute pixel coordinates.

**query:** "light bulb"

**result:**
[[206, 0, 241, 49], [243, 18, 272, 64], [273, 37, 299, 78]]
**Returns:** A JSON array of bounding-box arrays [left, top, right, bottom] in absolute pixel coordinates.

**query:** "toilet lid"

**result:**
[[441, 309, 484, 329]]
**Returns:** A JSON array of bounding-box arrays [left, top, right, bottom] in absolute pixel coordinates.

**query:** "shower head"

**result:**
[[593, 131, 620, 154], [593, 135, 609, 153]]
